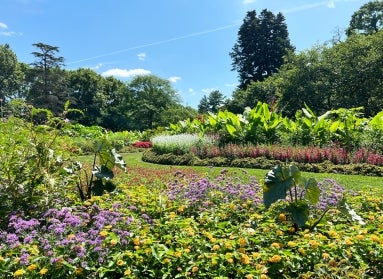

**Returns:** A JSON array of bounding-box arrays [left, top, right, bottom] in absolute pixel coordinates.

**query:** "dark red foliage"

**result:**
[[132, 141, 152, 148]]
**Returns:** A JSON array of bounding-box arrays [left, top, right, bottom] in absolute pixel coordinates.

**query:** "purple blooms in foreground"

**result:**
[[0, 204, 136, 267]]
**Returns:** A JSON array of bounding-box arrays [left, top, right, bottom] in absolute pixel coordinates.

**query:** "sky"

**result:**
[[0, 0, 372, 108]]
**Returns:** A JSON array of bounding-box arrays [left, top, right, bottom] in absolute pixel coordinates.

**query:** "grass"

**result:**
[[122, 152, 383, 194]]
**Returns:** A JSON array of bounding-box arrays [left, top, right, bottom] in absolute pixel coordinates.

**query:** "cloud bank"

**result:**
[[102, 68, 151, 78]]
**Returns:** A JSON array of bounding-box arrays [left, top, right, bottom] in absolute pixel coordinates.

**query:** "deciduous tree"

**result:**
[[346, 0, 383, 36]]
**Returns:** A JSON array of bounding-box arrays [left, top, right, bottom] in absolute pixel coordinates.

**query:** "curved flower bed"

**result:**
[[0, 167, 382, 278]]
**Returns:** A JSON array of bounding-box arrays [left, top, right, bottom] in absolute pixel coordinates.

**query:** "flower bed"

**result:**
[[1, 167, 382, 278]]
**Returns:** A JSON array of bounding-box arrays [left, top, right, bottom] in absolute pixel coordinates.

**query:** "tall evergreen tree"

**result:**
[[230, 9, 294, 90], [28, 42, 69, 114]]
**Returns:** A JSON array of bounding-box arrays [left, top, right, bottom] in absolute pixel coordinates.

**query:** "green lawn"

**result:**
[[122, 152, 383, 194]]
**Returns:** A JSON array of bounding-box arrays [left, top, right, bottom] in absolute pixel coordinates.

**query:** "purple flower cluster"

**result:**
[[0, 203, 137, 268], [166, 170, 263, 210], [315, 178, 345, 210]]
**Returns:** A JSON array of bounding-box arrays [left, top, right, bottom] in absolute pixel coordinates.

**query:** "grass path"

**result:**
[[122, 152, 383, 194]]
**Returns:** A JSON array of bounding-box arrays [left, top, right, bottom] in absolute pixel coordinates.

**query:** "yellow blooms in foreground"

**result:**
[[13, 269, 25, 277], [27, 264, 37, 271], [269, 254, 282, 263], [40, 268, 48, 275]]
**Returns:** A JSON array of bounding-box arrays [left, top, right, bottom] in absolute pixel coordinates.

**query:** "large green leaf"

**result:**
[[302, 177, 320, 205], [288, 200, 310, 228], [226, 124, 236, 136], [263, 164, 301, 208]]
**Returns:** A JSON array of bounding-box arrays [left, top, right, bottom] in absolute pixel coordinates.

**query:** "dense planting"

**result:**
[[1, 166, 382, 278], [1, 108, 383, 278]]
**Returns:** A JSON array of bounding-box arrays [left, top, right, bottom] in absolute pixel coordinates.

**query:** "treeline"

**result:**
[[0, 43, 197, 131]]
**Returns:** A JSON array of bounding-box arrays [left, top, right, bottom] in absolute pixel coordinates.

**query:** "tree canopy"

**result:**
[[230, 9, 294, 90], [346, 0, 383, 36]]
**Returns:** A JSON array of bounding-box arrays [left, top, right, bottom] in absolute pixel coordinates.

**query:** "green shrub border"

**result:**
[[142, 150, 383, 176]]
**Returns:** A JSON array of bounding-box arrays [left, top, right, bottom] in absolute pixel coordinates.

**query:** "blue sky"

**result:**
[[0, 0, 371, 108]]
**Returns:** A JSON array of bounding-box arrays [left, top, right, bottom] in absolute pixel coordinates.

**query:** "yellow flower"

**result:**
[[279, 213, 287, 222], [240, 253, 251, 264], [287, 241, 296, 247], [356, 234, 364, 240], [246, 274, 254, 279], [298, 248, 306, 255], [227, 258, 234, 264], [191, 266, 199, 273], [124, 269, 132, 276], [163, 258, 171, 264], [133, 238, 140, 246], [212, 244, 220, 251], [174, 251, 182, 258], [27, 264, 37, 271], [110, 239, 118, 246], [238, 237, 247, 247], [117, 259, 124, 266], [271, 242, 281, 249], [260, 275, 269, 279], [99, 230, 108, 237], [224, 242, 232, 249], [328, 230, 338, 238], [104, 225, 112, 229], [13, 269, 25, 277], [40, 268, 48, 275], [67, 234, 75, 240], [0, 256, 3, 262], [309, 240, 319, 249], [371, 234, 381, 243], [322, 252, 330, 260], [276, 230, 283, 236], [345, 238, 353, 246], [252, 252, 260, 258], [75, 267, 83, 274], [169, 212, 176, 219], [289, 226, 296, 233], [269, 255, 282, 263]]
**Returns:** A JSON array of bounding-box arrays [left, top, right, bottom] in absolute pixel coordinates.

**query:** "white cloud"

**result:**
[[327, 1, 335, 8], [168, 76, 181, 83], [188, 88, 196, 96], [137, 52, 146, 61], [91, 63, 103, 70], [0, 22, 20, 37], [243, 0, 256, 4], [283, 1, 337, 14], [225, 83, 236, 87], [101, 68, 151, 78], [0, 22, 8, 29]]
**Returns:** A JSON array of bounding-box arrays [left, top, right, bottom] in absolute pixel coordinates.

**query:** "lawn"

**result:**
[[123, 152, 383, 194]]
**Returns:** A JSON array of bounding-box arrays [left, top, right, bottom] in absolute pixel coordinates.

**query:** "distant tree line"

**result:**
[[0, 42, 197, 131]]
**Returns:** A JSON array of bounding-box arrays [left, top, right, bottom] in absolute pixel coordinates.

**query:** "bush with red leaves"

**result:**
[[132, 141, 152, 148]]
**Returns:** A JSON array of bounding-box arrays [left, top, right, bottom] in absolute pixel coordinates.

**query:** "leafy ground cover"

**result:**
[[1, 152, 382, 278]]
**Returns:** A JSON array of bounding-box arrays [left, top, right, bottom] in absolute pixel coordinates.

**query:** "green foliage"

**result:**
[[66, 137, 126, 201], [0, 117, 68, 226], [346, 0, 383, 36], [262, 164, 361, 231]]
